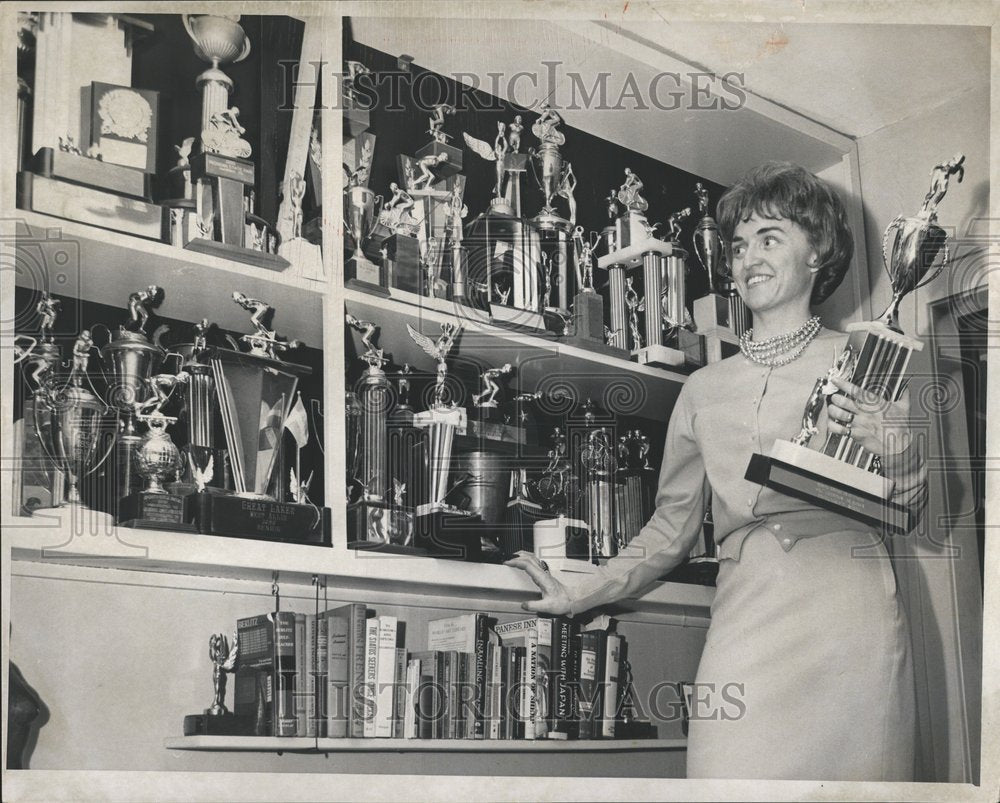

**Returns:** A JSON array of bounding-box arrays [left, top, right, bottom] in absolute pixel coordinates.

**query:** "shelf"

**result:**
[[6, 518, 714, 621], [343, 288, 688, 421], [164, 735, 686, 753], [10, 210, 327, 346]]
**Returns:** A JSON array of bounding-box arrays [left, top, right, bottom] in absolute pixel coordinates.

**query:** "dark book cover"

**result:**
[[576, 630, 604, 740], [273, 610, 298, 737], [551, 617, 578, 738], [234, 613, 275, 736], [314, 613, 328, 738], [512, 646, 526, 740], [409, 650, 443, 739]]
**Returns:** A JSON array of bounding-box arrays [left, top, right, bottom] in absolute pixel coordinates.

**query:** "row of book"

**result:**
[[231, 607, 654, 740]]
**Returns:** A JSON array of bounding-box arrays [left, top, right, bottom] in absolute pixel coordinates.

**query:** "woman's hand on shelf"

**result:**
[[504, 551, 574, 616], [825, 375, 913, 458]]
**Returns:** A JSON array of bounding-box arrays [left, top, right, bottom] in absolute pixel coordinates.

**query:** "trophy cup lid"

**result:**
[[530, 210, 572, 233]]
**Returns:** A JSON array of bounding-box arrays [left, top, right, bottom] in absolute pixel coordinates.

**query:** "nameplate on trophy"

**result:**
[[119, 491, 196, 531], [32, 147, 152, 199], [191, 152, 255, 185], [190, 492, 331, 545]]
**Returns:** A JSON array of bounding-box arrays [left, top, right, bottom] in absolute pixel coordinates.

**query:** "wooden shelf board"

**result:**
[[164, 735, 686, 753], [6, 519, 714, 618], [11, 210, 327, 345], [343, 288, 688, 421]]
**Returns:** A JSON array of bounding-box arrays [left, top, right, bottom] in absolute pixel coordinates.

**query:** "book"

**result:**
[[394, 647, 406, 739], [363, 617, 379, 737], [303, 613, 316, 737], [576, 630, 603, 739], [272, 610, 298, 737], [495, 617, 550, 739], [427, 611, 492, 739], [602, 632, 623, 739], [325, 609, 350, 738], [403, 658, 421, 739], [327, 603, 368, 739], [409, 650, 443, 739], [551, 617, 577, 738], [294, 613, 307, 735], [487, 640, 503, 739], [315, 614, 329, 738], [445, 650, 460, 739], [511, 646, 525, 739], [233, 613, 275, 736], [375, 615, 398, 738]]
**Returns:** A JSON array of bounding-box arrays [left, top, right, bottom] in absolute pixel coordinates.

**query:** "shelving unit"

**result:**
[[165, 736, 686, 753]]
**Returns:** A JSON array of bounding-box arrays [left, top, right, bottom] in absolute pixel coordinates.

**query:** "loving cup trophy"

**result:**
[[746, 155, 965, 534]]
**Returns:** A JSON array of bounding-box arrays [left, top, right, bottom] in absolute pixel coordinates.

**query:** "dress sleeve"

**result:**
[[564, 381, 709, 616]]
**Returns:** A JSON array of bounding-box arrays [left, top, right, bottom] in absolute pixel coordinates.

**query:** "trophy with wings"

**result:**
[[406, 321, 483, 558]]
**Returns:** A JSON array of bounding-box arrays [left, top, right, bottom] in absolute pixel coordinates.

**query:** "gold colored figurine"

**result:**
[[206, 632, 239, 716]]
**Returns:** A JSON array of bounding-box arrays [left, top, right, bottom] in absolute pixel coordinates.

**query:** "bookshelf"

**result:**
[[4, 9, 871, 788]]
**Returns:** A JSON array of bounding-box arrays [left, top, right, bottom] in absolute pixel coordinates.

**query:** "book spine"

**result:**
[[393, 647, 406, 739], [535, 617, 552, 740], [349, 606, 368, 739], [404, 658, 420, 739], [315, 614, 328, 738], [363, 618, 379, 738], [375, 615, 398, 738], [551, 618, 576, 738], [512, 646, 525, 739], [500, 645, 512, 740], [304, 613, 316, 737], [326, 613, 350, 738], [472, 613, 488, 739], [577, 631, 600, 740], [602, 633, 622, 739], [461, 652, 474, 739], [234, 614, 273, 736], [273, 611, 298, 737], [294, 613, 307, 736], [522, 628, 538, 739], [489, 641, 502, 739]]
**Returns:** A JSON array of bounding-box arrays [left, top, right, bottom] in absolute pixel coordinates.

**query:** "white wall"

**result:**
[[854, 82, 989, 783]]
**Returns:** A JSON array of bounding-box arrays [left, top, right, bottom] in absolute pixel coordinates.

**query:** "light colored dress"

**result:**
[[566, 328, 925, 781]]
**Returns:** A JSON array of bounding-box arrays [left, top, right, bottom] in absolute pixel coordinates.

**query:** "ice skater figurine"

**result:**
[[232, 291, 273, 338], [920, 153, 965, 218], [127, 285, 160, 333], [428, 103, 455, 143], [345, 312, 385, 369], [413, 152, 449, 189], [36, 291, 61, 342], [472, 363, 514, 408], [206, 632, 239, 716]]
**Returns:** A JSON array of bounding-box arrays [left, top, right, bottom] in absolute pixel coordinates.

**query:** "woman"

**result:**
[[506, 162, 926, 781]]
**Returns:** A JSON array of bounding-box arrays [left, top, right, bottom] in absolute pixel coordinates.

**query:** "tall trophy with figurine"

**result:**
[[746, 155, 966, 534]]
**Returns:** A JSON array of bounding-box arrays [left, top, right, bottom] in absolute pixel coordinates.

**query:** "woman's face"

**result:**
[[730, 213, 818, 315]]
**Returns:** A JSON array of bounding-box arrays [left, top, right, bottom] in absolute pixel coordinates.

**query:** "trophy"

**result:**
[[746, 155, 966, 535], [614, 430, 656, 551], [560, 227, 617, 355], [464, 119, 545, 332], [188, 292, 330, 544], [30, 330, 114, 525], [345, 313, 394, 546], [343, 60, 372, 138], [183, 632, 256, 736], [691, 183, 751, 347], [376, 181, 422, 295], [101, 286, 168, 510], [406, 322, 483, 559], [118, 371, 196, 531], [415, 103, 462, 179], [180, 14, 287, 270], [344, 173, 386, 296]]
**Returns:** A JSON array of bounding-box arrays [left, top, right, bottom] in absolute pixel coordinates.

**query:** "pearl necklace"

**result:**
[[739, 316, 822, 367]]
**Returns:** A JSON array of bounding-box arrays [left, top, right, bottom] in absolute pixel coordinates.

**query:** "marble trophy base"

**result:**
[[632, 343, 686, 368], [413, 504, 483, 561], [118, 490, 197, 532], [745, 439, 911, 535], [188, 492, 331, 545], [414, 141, 463, 178], [381, 233, 422, 295], [596, 237, 674, 271], [560, 291, 625, 357], [532, 516, 597, 574], [33, 147, 152, 200], [345, 253, 389, 297], [17, 171, 163, 240], [183, 713, 257, 736], [693, 294, 732, 332]]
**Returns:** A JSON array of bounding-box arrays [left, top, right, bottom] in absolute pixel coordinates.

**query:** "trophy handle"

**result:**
[[880, 215, 904, 275], [30, 394, 60, 468], [367, 195, 384, 239], [86, 428, 117, 478], [236, 34, 252, 63]]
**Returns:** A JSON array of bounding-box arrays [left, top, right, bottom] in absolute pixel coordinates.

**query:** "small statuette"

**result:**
[[126, 285, 161, 334], [572, 226, 598, 292], [606, 188, 620, 221], [345, 312, 387, 371], [36, 291, 60, 343], [232, 291, 301, 359], [666, 208, 692, 243], [206, 632, 239, 716], [406, 321, 461, 408], [58, 135, 82, 155], [617, 168, 648, 212], [71, 329, 94, 377], [508, 114, 524, 153], [174, 137, 195, 168], [531, 102, 566, 146], [472, 363, 513, 408], [284, 171, 307, 239], [694, 182, 710, 216], [558, 162, 577, 225], [920, 153, 965, 220], [378, 182, 418, 235], [344, 60, 372, 105], [412, 152, 449, 189], [463, 126, 508, 201], [494, 281, 512, 306], [625, 277, 644, 350], [202, 106, 252, 159], [427, 103, 455, 144]]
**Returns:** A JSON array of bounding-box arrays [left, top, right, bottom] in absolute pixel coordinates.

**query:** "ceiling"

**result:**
[[349, 17, 990, 183], [604, 20, 990, 138]]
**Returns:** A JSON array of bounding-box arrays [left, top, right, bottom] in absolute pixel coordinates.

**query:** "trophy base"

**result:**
[[559, 335, 629, 358], [632, 343, 686, 368], [188, 492, 332, 545], [280, 237, 324, 281], [597, 237, 674, 270], [345, 253, 386, 293], [567, 290, 605, 342], [119, 491, 198, 532], [183, 713, 258, 737], [498, 499, 550, 557], [17, 171, 163, 241], [413, 506, 483, 561], [346, 499, 407, 545], [33, 147, 152, 200], [344, 106, 371, 139], [676, 329, 707, 367], [532, 516, 596, 573], [745, 440, 912, 535], [529, 211, 572, 233], [693, 294, 734, 332], [490, 303, 548, 334], [185, 237, 290, 272], [414, 141, 463, 178]]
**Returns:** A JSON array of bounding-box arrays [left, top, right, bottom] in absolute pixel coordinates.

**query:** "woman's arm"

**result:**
[[506, 381, 708, 616]]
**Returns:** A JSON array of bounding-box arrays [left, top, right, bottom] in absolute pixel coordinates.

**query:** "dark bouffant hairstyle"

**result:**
[[716, 161, 854, 305]]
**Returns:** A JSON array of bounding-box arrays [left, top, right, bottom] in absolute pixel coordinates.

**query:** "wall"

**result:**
[[855, 82, 989, 783]]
